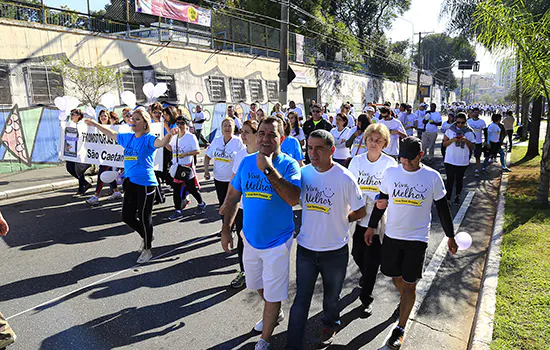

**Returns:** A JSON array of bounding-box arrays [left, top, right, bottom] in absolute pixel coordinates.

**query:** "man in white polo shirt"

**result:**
[[365, 136, 458, 349], [420, 103, 442, 163], [377, 106, 407, 159], [286, 129, 365, 349]]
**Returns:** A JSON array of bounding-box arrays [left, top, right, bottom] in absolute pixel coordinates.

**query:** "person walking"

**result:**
[[220, 117, 301, 350], [65, 109, 92, 197], [302, 104, 332, 164], [193, 104, 210, 147], [421, 103, 442, 163], [365, 136, 458, 349], [377, 107, 407, 159], [85, 108, 177, 264], [467, 107, 487, 177], [348, 124, 397, 316], [442, 113, 475, 205], [204, 118, 245, 222], [330, 113, 351, 166], [502, 110, 515, 152], [166, 116, 206, 220], [286, 130, 365, 349], [483, 113, 511, 173]]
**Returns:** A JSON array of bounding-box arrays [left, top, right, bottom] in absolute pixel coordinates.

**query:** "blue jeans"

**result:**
[[286, 244, 349, 350]]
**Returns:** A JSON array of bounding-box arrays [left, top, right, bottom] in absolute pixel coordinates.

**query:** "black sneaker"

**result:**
[[387, 326, 405, 349], [453, 195, 460, 206], [362, 303, 373, 317], [318, 327, 336, 348], [359, 276, 364, 288], [391, 303, 401, 319]]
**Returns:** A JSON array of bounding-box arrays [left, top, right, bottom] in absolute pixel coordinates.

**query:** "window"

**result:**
[[249, 79, 263, 101], [121, 71, 146, 102], [230, 78, 246, 101], [154, 73, 177, 101], [267, 81, 279, 101], [206, 76, 226, 102], [25, 66, 64, 105], [0, 65, 12, 105]]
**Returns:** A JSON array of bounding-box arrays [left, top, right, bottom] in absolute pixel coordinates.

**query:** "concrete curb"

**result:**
[[0, 176, 96, 201], [468, 152, 511, 349]]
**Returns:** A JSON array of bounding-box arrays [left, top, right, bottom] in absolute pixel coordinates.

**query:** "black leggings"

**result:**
[[172, 177, 203, 210], [351, 224, 382, 306], [122, 179, 156, 250], [65, 161, 91, 192], [214, 179, 230, 206], [444, 163, 468, 199], [235, 208, 244, 272]]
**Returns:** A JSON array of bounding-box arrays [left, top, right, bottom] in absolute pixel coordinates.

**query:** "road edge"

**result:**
[[0, 176, 96, 200]]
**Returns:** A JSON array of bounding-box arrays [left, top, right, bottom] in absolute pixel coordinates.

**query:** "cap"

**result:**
[[175, 115, 191, 126], [364, 106, 375, 112], [398, 136, 422, 160], [419, 102, 427, 107]]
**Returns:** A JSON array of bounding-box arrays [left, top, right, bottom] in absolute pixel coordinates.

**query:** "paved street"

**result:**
[[0, 133, 506, 349]]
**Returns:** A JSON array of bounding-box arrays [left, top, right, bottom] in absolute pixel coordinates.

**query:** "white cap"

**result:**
[[364, 106, 375, 112]]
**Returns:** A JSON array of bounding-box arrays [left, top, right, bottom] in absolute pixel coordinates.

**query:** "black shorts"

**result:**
[[474, 143, 483, 158], [381, 235, 428, 284]]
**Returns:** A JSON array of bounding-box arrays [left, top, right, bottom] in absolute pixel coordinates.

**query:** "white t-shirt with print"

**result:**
[[400, 113, 417, 136], [379, 165, 447, 243], [348, 153, 397, 227], [467, 118, 487, 144], [232, 148, 252, 209], [487, 123, 501, 143], [348, 126, 367, 157], [286, 107, 304, 119], [331, 127, 351, 160], [194, 111, 205, 130], [205, 135, 245, 182], [444, 129, 475, 166], [169, 132, 199, 166], [377, 118, 405, 156], [424, 111, 442, 133], [298, 163, 364, 251]]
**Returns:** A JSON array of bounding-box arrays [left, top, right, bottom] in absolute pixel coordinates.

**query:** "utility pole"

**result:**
[[460, 70, 464, 101], [126, 0, 131, 37], [415, 32, 422, 108], [279, 0, 289, 105]]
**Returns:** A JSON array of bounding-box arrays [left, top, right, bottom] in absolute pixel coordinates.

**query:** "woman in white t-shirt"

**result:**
[[204, 118, 245, 218], [348, 123, 397, 312], [288, 112, 305, 147], [440, 112, 455, 159], [166, 116, 207, 220], [222, 120, 259, 289], [442, 113, 475, 205], [330, 113, 351, 166], [345, 114, 371, 160]]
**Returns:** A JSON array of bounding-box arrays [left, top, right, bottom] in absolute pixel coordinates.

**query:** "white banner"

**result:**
[[59, 122, 163, 170], [296, 34, 305, 63]]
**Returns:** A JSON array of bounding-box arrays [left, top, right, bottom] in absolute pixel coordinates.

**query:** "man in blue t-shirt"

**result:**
[[221, 116, 301, 350]]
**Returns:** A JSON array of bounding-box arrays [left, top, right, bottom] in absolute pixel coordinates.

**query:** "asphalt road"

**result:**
[[0, 129, 504, 350]]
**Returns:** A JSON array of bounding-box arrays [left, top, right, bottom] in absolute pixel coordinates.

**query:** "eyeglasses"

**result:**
[[312, 110, 321, 113], [456, 122, 466, 125]]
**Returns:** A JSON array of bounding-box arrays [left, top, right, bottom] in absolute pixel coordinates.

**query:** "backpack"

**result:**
[[0, 312, 16, 348]]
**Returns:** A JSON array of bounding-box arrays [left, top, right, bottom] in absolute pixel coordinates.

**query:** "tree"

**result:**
[[413, 34, 476, 92], [52, 58, 123, 108], [473, 0, 550, 205]]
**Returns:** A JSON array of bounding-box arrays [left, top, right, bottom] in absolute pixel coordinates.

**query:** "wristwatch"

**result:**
[[263, 166, 274, 176]]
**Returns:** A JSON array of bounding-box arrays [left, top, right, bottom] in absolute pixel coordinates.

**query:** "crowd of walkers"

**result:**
[[68, 99, 516, 350]]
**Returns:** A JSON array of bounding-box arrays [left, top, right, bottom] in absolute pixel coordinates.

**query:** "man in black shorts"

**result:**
[[365, 137, 458, 349]]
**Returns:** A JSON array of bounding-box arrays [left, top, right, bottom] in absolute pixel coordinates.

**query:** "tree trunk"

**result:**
[[521, 94, 530, 140], [536, 117, 550, 206], [526, 96, 542, 157]]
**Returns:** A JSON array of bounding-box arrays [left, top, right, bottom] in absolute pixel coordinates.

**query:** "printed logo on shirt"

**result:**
[[357, 170, 382, 192], [124, 156, 138, 161], [242, 172, 274, 201], [213, 148, 233, 163], [303, 184, 334, 214], [392, 182, 427, 206]]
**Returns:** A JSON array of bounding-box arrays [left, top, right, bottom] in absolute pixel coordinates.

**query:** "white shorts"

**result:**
[[242, 233, 293, 303]]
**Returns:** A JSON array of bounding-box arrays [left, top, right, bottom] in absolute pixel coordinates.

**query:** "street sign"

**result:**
[[458, 61, 474, 70], [473, 61, 480, 72], [278, 65, 296, 85], [419, 85, 431, 97]]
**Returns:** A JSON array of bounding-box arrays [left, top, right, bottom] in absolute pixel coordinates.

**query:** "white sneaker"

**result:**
[[138, 236, 154, 253], [137, 249, 152, 264], [86, 195, 100, 205], [254, 339, 271, 350], [254, 310, 284, 332], [108, 192, 122, 200]]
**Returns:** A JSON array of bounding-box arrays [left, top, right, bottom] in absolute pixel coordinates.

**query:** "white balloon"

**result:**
[[58, 110, 67, 121], [455, 231, 472, 251], [85, 106, 97, 119], [64, 96, 80, 116], [100, 171, 119, 184], [143, 82, 155, 99], [54, 96, 67, 111], [100, 93, 116, 109], [121, 91, 137, 108], [153, 83, 168, 98]]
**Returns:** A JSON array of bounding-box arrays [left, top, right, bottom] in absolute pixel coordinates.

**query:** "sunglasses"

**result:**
[[456, 122, 466, 125], [312, 110, 321, 113], [176, 122, 187, 125]]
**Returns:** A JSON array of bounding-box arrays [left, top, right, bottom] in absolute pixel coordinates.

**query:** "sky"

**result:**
[[46, 0, 498, 77], [387, 0, 498, 78]]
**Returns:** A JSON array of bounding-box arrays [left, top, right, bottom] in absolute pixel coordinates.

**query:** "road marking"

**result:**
[[381, 191, 475, 348], [6, 233, 217, 321]]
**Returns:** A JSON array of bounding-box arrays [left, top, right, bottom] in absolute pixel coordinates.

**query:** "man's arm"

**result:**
[[364, 192, 389, 245], [0, 210, 9, 236], [221, 185, 242, 253], [265, 167, 301, 206], [348, 206, 366, 222], [435, 197, 458, 254]]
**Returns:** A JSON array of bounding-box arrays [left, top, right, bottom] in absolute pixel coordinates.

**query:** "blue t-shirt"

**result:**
[[281, 136, 304, 162], [232, 152, 301, 249], [117, 132, 159, 186]]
